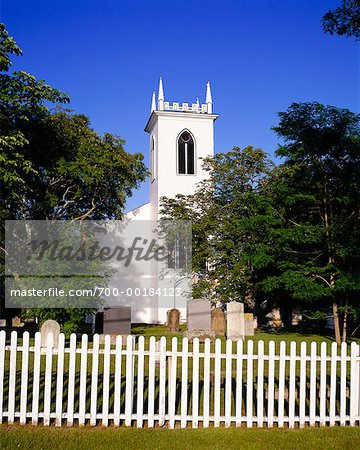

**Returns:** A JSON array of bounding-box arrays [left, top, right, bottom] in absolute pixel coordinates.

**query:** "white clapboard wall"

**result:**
[[0, 330, 359, 428]]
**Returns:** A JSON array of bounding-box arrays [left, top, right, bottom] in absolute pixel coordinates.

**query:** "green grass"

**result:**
[[1, 425, 360, 450]]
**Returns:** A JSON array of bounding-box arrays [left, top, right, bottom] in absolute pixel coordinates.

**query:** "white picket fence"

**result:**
[[0, 330, 359, 428]]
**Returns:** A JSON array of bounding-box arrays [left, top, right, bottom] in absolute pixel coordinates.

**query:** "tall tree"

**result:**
[[161, 146, 275, 305], [0, 24, 148, 331], [270, 102, 360, 343]]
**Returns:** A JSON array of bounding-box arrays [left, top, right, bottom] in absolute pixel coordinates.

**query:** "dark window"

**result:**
[[178, 131, 195, 174], [151, 136, 155, 180], [167, 234, 188, 269]]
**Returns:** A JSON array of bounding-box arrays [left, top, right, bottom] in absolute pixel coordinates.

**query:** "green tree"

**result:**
[[161, 146, 275, 305], [322, 0, 360, 40], [162, 103, 359, 343], [1, 24, 148, 332], [268, 102, 360, 343]]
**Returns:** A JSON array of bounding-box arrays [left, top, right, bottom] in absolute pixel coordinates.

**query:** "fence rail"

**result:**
[[0, 330, 359, 428]]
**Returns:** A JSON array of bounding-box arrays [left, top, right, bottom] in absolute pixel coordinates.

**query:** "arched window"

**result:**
[[151, 135, 156, 180], [178, 131, 195, 175]]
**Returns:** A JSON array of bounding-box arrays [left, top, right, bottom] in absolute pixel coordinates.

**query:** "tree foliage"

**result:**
[[161, 103, 360, 343], [0, 24, 148, 332], [322, 0, 360, 40]]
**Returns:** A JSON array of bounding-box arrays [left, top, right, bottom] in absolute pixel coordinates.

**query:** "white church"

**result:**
[[109, 79, 219, 324]]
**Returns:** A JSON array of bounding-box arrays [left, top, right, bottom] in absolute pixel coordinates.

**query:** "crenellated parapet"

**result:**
[[150, 78, 213, 114]]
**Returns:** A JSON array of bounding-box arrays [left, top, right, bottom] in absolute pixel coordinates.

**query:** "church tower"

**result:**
[[116, 79, 219, 324], [145, 78, 219, 220]]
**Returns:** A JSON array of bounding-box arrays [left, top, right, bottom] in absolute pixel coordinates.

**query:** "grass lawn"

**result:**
[[131, 323, 360, 352], [1, 424, 360, 450]]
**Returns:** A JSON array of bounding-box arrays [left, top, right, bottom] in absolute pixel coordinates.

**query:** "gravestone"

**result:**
[[266, 307, 283, 329], [226, 302, 245, 341], [244, 313, 255, 336], [187, 299, 211, 331], [186, 299, 214, 341], [12, 316, 23, 327], [253, 316, 258, 331], [167, 308, 180, 332], [40, 319, 60, 348], [103, 306, 131, 335], [291, 306, 303, 326], [211, 308, 226, 336]]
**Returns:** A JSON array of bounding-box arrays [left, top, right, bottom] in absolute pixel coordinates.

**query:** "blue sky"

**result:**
[[2, 0, 359, 211]]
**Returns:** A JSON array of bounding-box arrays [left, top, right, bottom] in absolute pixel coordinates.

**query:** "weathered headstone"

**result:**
[[244, 313, 255, 336], [253, 316, 258, 331], [291, 306, 303, 326], [103, 306, 131, 335], [186, 299, 214, 341], [167, 308, 180, 332], [12, 316, 23, 327], [211, 308, 226, 336], [326, 316, 335, 330], [187, 299, 211, 331], [40, 319, 60, 348], [227, 302, 245, 341], [266, 307, 283, 329]]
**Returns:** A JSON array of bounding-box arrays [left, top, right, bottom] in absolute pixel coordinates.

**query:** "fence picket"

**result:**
[[8, 331, 17, 424], [319, 342, 327, 426], [309, 342, 317, 426], [225, 339, 232, 427], [246, 340, 254, 428], [158, 336, 167, 426], [137, 336, 145, 428], [79, 334, 88, 426], [257, 340, 264, 427], [125, 335, 134, 426], [113, 335, 123, 426], [278, 341, 286, 428], [102, 335, 111, 426], [90, 334, 100, 426], [31, 332, 41, 425], [214, 339, 221, 427], [0, 331, 5, 424], [350, 342, 358, 426], [288, 341, 296, 428], [192, 338, 200, 428], [235, 339, 243, 427], [147, 336, 156, 428], [329, 342, 338, 426], [203, 338, 211, 428], [169, 337, 178, 429], [267, 341, 275, 428], [340, 342, 347, 426], [43, 332, 54, 426], [66, 333, 77, 427], [19, 331, 29, 425], [299, 342, 307, 428], [180, 337, 189, 428], [55, 333, 65, 427]]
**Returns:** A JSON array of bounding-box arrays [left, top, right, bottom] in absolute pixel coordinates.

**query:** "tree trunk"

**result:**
[[332, 300, 341, 345], [341, 301, 348, 343]]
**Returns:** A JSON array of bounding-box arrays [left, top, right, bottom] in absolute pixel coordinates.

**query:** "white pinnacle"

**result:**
[[205, 81, 212, 104], [151, 91, 156, 112], [158, 77, 164, 101]]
